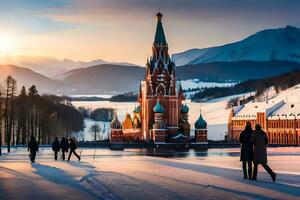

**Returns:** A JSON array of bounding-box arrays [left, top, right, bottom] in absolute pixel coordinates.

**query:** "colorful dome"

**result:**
[[195, 114, 207, 129], [181, 104, 189, 113], [122, 113, 133, 129], [133, 105, 141, 113], [111, 112, 122, 129], [153, 100, 164, 113]]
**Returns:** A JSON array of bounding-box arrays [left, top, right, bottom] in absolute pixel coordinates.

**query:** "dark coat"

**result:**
[[60, 138, 69, 152], [28, 140, 39, 152], [239, 127, 253, 161], [251, 129, 268, 164], [52, 139, 60, 152], [69, 140, 77, 150]]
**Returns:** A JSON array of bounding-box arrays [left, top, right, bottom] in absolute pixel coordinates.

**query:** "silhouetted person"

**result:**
[[251, 124, 276, 182], [68, 138, 80, 161], [239, 121, 253, 179], [28, 136, 39, 163], [60, 137, 69, 160], [52, 137, 60, 160]]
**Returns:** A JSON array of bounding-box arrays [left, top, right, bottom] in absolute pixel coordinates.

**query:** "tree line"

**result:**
[[0, 76, 84, 155], [191, 70, 300, 102]]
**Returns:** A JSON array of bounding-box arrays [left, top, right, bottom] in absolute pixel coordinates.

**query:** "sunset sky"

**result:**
[[0, 0, 299, 65]]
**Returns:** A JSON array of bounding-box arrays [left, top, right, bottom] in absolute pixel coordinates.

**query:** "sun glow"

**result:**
[[0, 33, 15, 55]]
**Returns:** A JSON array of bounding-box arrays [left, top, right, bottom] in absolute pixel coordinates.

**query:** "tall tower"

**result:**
[[146, 12, 176, 96], [139, 13, 187, 142]]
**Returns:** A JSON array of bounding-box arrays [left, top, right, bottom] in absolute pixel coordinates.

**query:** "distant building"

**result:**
[[228, 100, 300, 145], [110, 13, 207, 144]]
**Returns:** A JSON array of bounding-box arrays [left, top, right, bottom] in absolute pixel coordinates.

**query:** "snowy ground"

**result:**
[[1, 147, 300, 200], [72, 96, 238, 141]]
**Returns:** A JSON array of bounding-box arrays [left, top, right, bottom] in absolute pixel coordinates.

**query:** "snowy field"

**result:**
[[72, 96, 239, 141], [72, 84, 300, 142], [0, 147, 300, 200]]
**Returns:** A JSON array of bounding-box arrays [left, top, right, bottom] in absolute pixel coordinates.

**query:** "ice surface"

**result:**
[[0, 147, 300, 200]]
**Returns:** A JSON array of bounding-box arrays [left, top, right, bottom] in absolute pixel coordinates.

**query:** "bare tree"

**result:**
[[0, 86, 3, 155], [90, 123, 101, 141], [4, 76, 16, 153]]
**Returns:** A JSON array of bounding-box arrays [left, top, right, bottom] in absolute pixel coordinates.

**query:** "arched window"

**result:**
[[156, 83, 166, 95]]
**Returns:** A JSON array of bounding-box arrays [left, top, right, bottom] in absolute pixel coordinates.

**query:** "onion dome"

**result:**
[[195, 113, 207, 129], [122, 113, 133, 129], [181, 104, 189, 113], [111, 112, 122, 129], [153, 100, 165, 113], [133, 105, 141, 113]]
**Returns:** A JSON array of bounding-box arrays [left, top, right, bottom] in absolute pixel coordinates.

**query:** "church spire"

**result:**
[[154, 12, 167, 45]]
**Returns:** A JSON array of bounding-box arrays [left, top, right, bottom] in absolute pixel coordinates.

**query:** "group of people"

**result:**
[[27, 136, 81, 163], [239, 122, 276, 182], [52, 137, 81, 161], [28, 122, 276, 183]]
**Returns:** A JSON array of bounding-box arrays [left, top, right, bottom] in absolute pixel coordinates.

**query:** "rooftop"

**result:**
[[268, 103, 300, 120]]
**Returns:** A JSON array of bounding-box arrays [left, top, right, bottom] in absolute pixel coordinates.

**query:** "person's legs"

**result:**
[[247, 161, 252, 178], [252, 163, 258, 180], [262, 163, 276, 182], [68, 150, 72, 161], [62, 150, 65, 160], [242, 161, 247, 178], [54, 151, 58, 160], [31, 151, 36, 163], [73, 150, 81, 161]]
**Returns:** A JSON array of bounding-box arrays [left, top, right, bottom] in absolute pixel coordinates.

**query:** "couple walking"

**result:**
[[52, 137, 81, 161], [239, 122, 276, 182]]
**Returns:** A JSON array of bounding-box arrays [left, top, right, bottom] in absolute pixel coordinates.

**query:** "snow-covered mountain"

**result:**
[[173, 25, 300, 66], [0, 55, 137, 77]]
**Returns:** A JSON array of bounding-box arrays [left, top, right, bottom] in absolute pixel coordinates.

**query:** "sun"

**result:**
[[0, 34, 15, 55]]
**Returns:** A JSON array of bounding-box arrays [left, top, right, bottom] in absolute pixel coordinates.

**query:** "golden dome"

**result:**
[[122, 113, 133, 129]]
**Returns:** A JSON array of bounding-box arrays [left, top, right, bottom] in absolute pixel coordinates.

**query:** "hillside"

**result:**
[[191, 70, 300, 101], [0, 55, 137, 77], [176, 60, 300, 81], [0, 65, 67, 94], [173, 26, 300, 66], [59, 64, 145, 94]]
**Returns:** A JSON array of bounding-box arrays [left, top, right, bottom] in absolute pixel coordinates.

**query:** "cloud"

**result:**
[[0, 0, 75, 33]]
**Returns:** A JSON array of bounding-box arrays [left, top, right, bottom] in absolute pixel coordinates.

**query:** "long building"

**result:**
[[110, 13, 208, 144], [228, 100, 300, 145]]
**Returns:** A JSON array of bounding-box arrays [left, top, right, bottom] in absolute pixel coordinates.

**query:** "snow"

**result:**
[[268, 103, 300, 120], [233, 101, 282, 120], [270, 84, 300, 103], [68, 94, 113, 99], [180, 79, 236, 90], [179, 79, 236, 99], [173, 26, 300, 65], [72, 93, 251, 141], [71, 84, 300, 141], [233, 84, 300, 121], [1, 147, 300, 200], [72, 101, 136, 141]]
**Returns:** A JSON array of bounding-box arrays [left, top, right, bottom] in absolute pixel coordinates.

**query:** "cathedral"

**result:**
[[110, 13, 207, 143]]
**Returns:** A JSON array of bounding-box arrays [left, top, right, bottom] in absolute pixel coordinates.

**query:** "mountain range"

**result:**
[[0, 26, 300, 95], [173, 25, 300, 65], [0, 55, 136, 78]]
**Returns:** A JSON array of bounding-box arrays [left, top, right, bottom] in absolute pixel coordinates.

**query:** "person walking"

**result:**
[[251, 124, 276, 182], [239, 122, 253, 179], [52, 137, 60, 160], [28, 136, 39, 163], [68, 138, 81, 161], [60, 137, 69, 161]]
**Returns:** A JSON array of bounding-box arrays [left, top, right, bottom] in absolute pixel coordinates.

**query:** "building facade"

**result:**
[[110, 13, 207, 144], [228, 100, 300, 145]]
